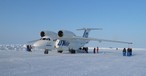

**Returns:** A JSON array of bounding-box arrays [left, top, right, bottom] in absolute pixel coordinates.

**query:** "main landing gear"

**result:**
[[69, 49, 76, 54], [79, 47, 88, 53], [83, 47, 88, 53], [44, 49, 49, 54], [58, 50, 63, 53]]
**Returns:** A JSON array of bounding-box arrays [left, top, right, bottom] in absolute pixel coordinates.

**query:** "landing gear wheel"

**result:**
[[44, 49, 49, 54], [83, 47, 88, 53], [86, 47, 88, 53], [69, 49, 76, 54]]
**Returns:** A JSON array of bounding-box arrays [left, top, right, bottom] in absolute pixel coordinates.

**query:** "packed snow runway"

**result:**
[[0, 45, 146, 76]]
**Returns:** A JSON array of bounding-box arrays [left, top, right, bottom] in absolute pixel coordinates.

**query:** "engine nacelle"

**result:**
[[58, 30, 76, 38], [40, 31, 57, 39]]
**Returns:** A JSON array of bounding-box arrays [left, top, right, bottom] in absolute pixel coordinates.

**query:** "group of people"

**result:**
[[123, 48, 132, 56], [93, 47, 99, 53]]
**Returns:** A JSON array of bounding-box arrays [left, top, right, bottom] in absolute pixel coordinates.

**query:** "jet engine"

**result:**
[[40, 31, 57, 39], [58, 30, 76, 38]]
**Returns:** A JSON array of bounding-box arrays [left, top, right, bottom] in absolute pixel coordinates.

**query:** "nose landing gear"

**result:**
[[26, 45, 32, 52]]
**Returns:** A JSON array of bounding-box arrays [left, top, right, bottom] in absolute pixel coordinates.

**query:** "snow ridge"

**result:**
[[0, 44, 25, 51]]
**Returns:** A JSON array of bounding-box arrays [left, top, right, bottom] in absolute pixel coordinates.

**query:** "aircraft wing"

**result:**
[[58, 37, 133, 44], [27, 39, 40, 44], [89, 38, 133, 44]]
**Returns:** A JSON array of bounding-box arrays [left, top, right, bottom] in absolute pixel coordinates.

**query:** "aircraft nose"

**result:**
[[33, 42, 40, 48], [32, 40, 53, 49], [33, 41, 45, 48]]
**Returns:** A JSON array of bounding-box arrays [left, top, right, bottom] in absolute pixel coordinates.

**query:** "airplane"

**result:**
[[26, 28, 133, 54]]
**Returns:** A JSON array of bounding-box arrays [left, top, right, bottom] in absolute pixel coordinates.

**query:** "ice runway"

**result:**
[[0, 47, 146, 76]]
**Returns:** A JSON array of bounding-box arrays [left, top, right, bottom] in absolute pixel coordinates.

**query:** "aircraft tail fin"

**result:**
[[77, 28, 102, 38]]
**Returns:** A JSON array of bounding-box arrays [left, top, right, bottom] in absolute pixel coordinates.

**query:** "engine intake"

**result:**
[[58, 30, 76, 38], [40, 31, 57, 39], [40, 31, 45, 37], [58, 31, 63, 37]]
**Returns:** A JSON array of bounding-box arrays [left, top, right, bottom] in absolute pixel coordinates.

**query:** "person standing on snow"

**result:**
[[97, 47, 99, 53], [93, 48, 96, 53], [123, 48, 126, 56], [129, 48, 132, 56], [127, 48, 131, 56]]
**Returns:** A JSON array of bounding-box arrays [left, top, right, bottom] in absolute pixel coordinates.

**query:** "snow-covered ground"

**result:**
[[0, 45, 146, 76]]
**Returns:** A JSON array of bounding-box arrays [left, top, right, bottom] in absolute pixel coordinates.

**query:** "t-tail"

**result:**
[[77, 28, 102, 38]]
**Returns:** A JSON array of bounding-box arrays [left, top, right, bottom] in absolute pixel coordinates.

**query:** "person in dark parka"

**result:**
[[93, 48, 96, 53], [123, 48, 126, 56], [127, 48, 131, 56], [129, 48, 132, 56], [97, 47, 99, 53]]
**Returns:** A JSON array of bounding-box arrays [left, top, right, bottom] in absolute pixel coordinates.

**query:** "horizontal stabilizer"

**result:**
[[77, 28, 102, 31]]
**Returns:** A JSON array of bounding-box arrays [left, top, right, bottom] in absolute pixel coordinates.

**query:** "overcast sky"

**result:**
[[0, 0, 146, 48]]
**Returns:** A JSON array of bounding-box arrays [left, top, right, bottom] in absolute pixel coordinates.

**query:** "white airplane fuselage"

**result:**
[[57, 38, 89, 51]]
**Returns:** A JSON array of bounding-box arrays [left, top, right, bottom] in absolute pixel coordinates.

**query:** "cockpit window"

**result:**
[[46, 38, 50, 40], [40, 38, 51, 40]]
